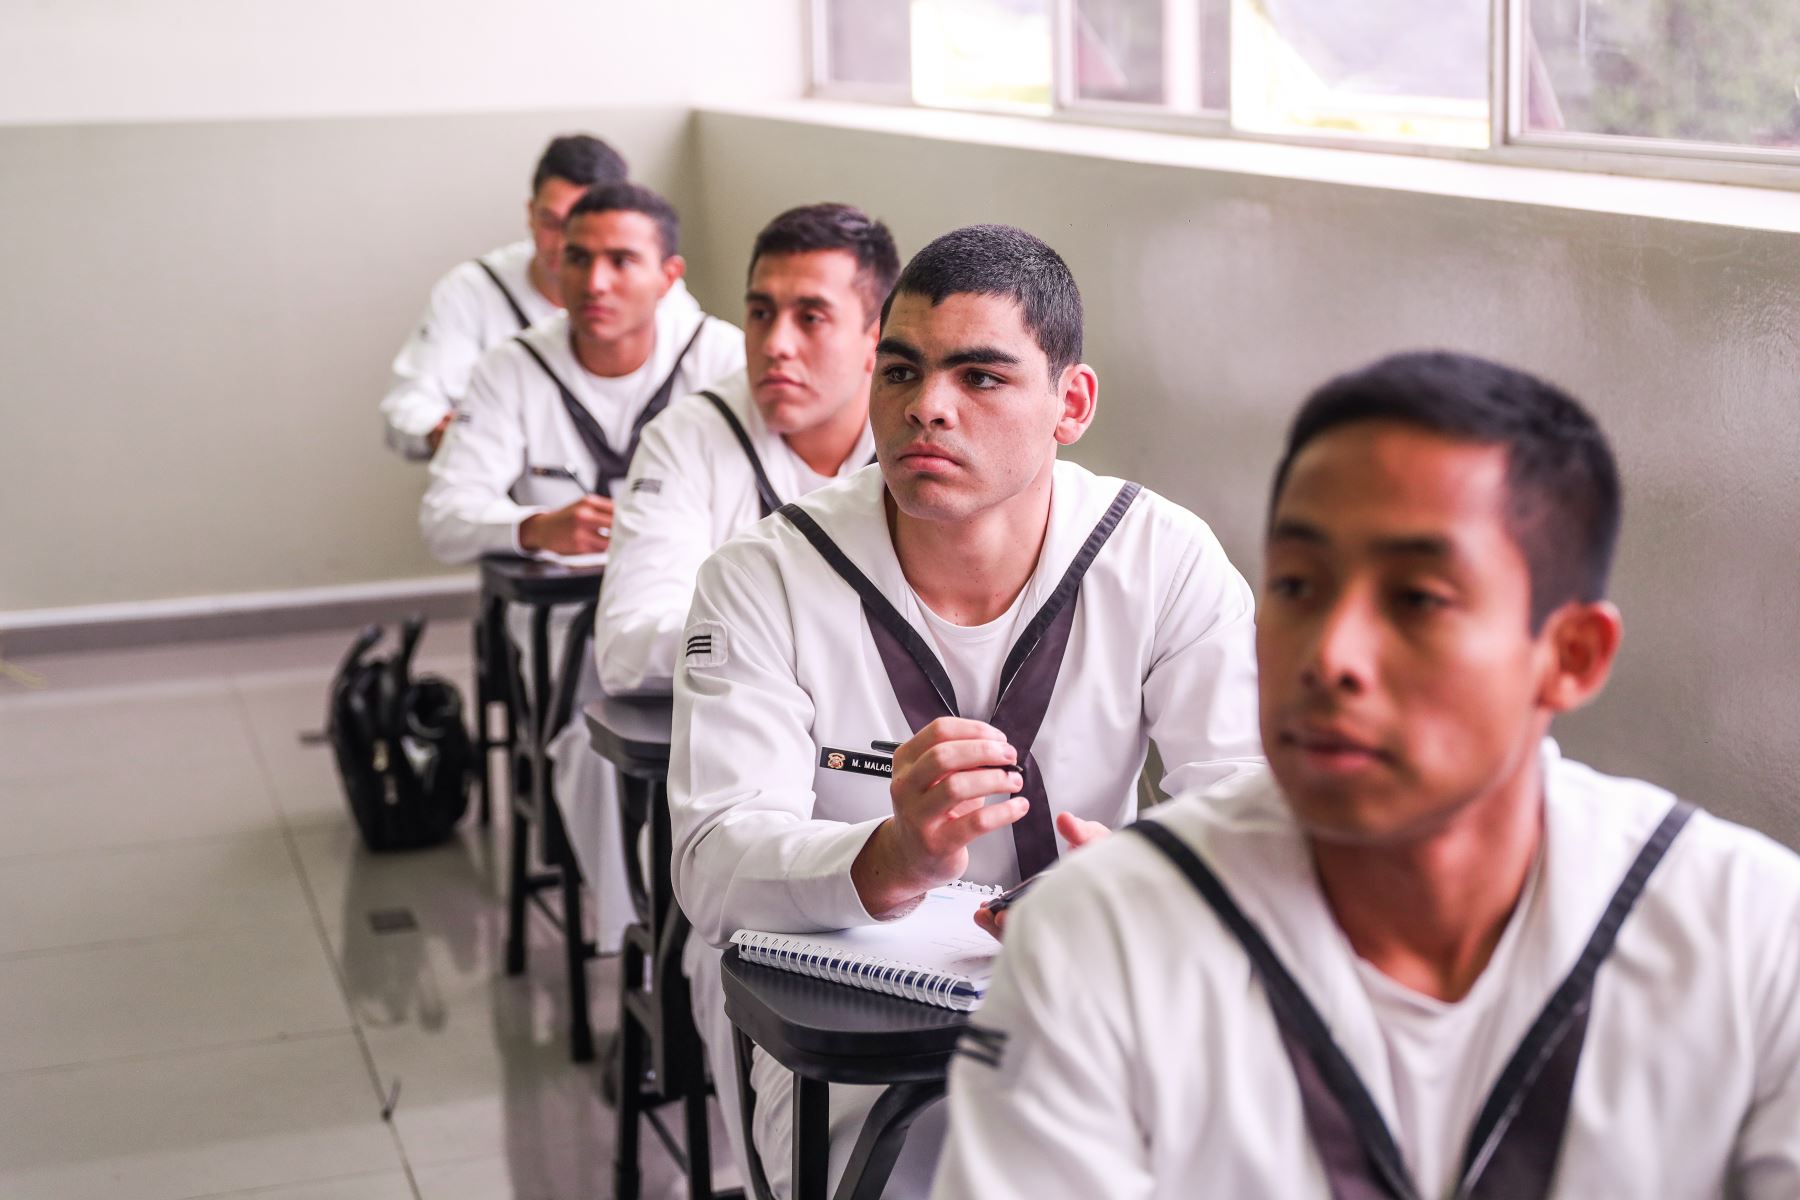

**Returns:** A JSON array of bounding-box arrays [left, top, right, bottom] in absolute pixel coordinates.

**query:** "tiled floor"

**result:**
[[0, 625, 702, 1199]]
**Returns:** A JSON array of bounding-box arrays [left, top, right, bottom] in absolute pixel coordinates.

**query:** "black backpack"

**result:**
[[327, 617, 472, 852]]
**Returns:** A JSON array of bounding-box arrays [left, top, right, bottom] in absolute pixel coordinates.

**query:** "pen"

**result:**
[[982, 874, 1042, 916]]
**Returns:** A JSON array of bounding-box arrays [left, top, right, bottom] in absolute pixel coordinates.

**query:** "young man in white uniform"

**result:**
[[933, 352, 1800, 1199], [670, 225, 1264, 1198], [381, 135, 624, 460], [422, 182, 742, 950], [596, 201, 898, 1177]]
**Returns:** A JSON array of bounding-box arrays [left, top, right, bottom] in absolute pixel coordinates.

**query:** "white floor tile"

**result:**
[[0, 758, 283, 860], [0, 680, 260, 783], [0, 832, 311, 957], [0, 922, 349, 1074], [0, 1033, 403, 1200], [180, 1169, 417, 1200]]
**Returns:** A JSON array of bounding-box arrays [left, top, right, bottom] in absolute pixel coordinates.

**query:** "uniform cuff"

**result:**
[[787, 817, 888, 930]]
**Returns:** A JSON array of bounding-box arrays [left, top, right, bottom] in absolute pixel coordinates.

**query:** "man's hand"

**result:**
[[851, 717, 1024, 918], [518, 494, 614, 556], [972, 812, 1112, 941], [425, 413, 454, 455]]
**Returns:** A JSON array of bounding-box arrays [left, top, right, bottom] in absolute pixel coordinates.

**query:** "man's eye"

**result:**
[[747, 306, 770, 322], [1268, 575, 1311, 601], [966, 370, 1002, 389], [1395, 587, 1450, 613], [880, 365, 916, 385]]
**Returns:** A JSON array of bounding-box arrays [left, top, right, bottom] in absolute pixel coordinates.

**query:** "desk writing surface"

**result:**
[[584, 694, 674, 778], [478, 554, 605, 605], [722, 946, 966, 1085]]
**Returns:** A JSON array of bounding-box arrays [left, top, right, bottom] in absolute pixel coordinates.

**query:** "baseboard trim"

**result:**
[[0, 575, 480, 657]]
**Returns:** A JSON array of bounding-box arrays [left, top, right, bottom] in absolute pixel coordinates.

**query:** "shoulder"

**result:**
[[640, 371, 749, 457], [702, 466, 882, 590], [1012, 770, 1290, 959]]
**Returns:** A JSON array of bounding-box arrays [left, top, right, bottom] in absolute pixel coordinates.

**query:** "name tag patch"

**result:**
[[631, 477, 663, 495], [819, 747, 893, 778], [684, 620, 728, 669]]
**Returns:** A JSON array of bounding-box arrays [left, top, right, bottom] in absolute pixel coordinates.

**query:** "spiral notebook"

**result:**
[[729, 881, 1002, 1012]]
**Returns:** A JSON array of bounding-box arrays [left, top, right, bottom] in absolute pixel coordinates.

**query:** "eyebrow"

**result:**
[[874, 338, 1022, 370], [744, 291, 837, 309], [1269, 518, 1456, 560]]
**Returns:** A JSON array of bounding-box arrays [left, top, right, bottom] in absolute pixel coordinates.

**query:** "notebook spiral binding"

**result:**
[[733, 880, 1001, 1010]]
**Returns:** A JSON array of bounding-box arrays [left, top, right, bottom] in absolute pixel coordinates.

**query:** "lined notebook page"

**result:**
[[730, 882, 1001, 1011]]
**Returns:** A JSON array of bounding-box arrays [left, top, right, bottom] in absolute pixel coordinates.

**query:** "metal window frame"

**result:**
[[809, 0, 1800, 190]]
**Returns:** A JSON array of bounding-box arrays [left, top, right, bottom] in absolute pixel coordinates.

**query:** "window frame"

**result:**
[[809, 0, 1800, 191]]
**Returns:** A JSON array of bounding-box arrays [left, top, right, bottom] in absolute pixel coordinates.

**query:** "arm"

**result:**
[[1735, 878, 1800, 1196], [593, 413, 719, 695], [932, 878, 1156, 1200], [669, 550, 888, 945], [381, 266, 488, 461], [417, 349, 541, 564], [1142, 516, 1264, 798]]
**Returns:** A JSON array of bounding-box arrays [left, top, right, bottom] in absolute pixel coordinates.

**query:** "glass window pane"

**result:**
[[823, 0, 912, 90], [1075, 0, 1166, 105], [1229, 0, 1492, 147], [912, 0, 1054, 112], [1525, 0, 1800, 149], [1072, 0, 1233, 113]]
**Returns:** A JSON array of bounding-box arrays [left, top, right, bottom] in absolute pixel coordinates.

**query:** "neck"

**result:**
[[571, 321, 655, 379], [528, 258, 561, 308], [783, 396, 870, 477], [889, 459, 1055, 626], [1312, 743, 1546, 1003]]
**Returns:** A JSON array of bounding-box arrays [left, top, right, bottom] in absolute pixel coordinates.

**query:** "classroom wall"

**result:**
[[0, 1, 806, 615], [685, 108, 1800, 847]]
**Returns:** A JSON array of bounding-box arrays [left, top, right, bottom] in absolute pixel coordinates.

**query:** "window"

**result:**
[[811, 0, 1800, 176]]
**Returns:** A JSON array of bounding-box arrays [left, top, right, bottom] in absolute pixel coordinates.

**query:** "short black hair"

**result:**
[[566, 182, 680, 259], [748, 203, 901, 324], [531, 134, 629, 195], [1271, 351, 1622, 631], [880, 224, 1083, 377]]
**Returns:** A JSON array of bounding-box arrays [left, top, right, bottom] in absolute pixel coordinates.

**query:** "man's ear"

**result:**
[[1538, 600, 1622, 714], [1053, 363, 1099, 447], [659, 253, 687, 298]]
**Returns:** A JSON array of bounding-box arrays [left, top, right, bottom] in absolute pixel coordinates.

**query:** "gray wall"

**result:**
[[686, 109, 1800, 846], [0, 108, 697, 609]]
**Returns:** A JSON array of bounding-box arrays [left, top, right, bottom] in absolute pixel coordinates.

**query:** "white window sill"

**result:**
[[697, 98, 1800, 236]]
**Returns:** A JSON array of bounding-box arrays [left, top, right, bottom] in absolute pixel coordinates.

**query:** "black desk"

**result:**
[[722, 946, 966, 1200], [478, 554, 605, 1062], [586, 695, 737, 1200]]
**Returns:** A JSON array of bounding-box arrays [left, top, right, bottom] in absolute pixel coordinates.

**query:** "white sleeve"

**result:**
[[669, 550, 883, 946], [1734, 876, 1800, 1196], [417, 349, 544, 564], [381, 266, 488, 461], [593, 413, 719, 695], [1143, 518, 1264, 797], [931, 877, 1156, 1200]]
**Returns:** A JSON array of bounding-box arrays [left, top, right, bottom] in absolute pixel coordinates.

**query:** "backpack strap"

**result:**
[[473, 259, 532, 330], [702, 389, 784, 518]]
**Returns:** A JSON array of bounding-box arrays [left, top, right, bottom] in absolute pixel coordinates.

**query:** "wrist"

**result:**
[[517, 513, 545, 552], [851, 820, 938, 918]]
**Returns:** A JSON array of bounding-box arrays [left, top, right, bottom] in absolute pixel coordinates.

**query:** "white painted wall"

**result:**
[[0, 0, 806, 125], [685, 105, 1800, 847]]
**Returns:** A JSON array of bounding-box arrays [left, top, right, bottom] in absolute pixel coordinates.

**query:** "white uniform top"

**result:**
[[381, 241, 557, 461], [378, 238, 705, 460], [594, 369, 876, 696], [418, 301, 744, 565], [932, 743, 1800, 1200], [669, 459, 1264, 948]]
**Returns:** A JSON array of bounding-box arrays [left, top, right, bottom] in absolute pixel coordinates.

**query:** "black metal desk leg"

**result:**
[[794, 1075, 831, 1200], [472, 601, 491, 826], [553, 808, 595, 1062], [616, 950, 648, 1200], [837, 1081, 946, 1200], [502, 615, 530, 977], [733, 1030, 779, 1200]]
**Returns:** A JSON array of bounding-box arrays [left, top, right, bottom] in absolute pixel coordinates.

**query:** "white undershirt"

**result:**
[[913, 587, 1032, 724], [1349, 854, 1545, 1197], [575, 350, 657, 496]]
